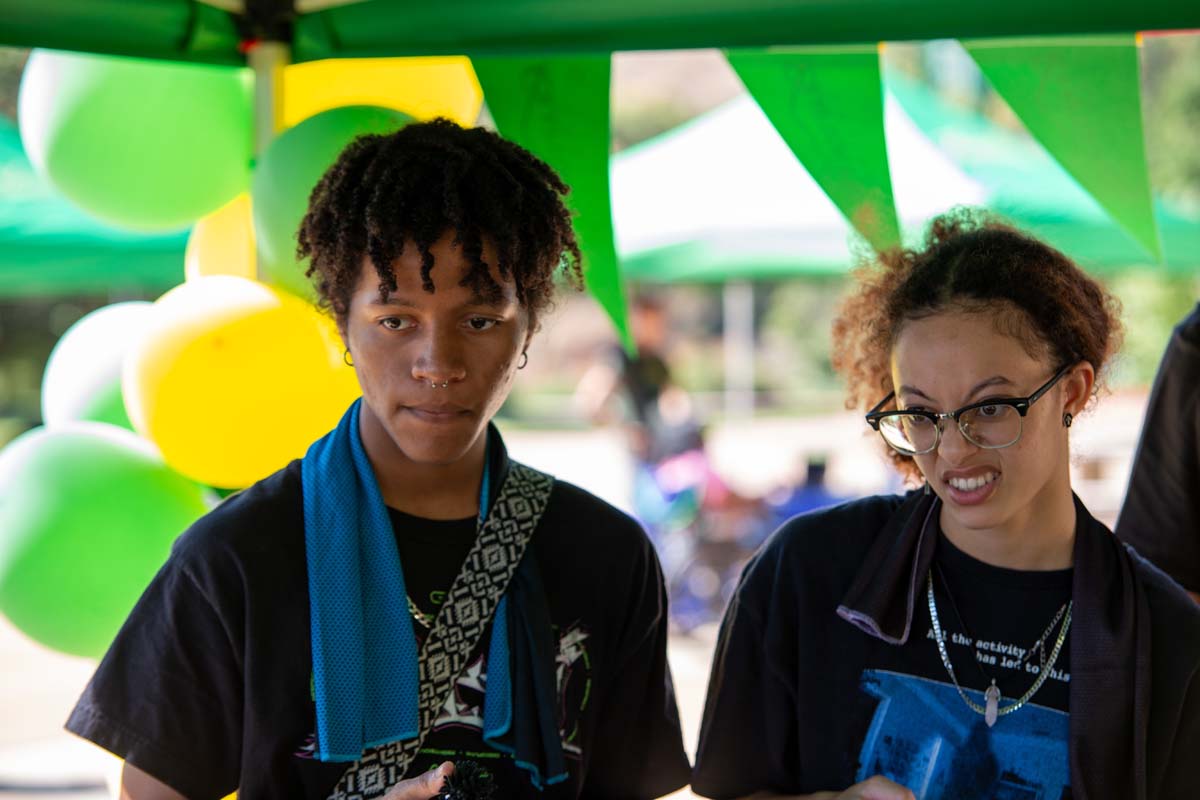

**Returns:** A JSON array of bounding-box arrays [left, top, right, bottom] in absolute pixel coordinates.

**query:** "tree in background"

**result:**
[[0, 48, 28, 120], [1143, 34, 1200, 209], [1105, 271, 1200, 387]]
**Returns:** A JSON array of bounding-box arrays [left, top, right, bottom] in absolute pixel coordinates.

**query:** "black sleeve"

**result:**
[[65, 530, 245, 800], [1161, 665, 1200, 798], [1117, 306, 1200, 592], [580, 531, 691, 800], [691, 543, 800, 800]]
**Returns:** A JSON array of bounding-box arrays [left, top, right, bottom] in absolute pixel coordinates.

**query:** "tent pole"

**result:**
[[247, 40, 290, 280], [723, 280, 756, 420]]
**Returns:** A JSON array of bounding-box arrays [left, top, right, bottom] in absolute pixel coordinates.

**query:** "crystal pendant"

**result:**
[[985, 681, 1001, 727]]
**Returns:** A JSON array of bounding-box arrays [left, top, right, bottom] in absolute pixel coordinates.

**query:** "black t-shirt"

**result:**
[[390, 507, 476, 628], [693, 497, 1077, 800], [66, 460, 691, 800], [1117, 303, 1200, 592]]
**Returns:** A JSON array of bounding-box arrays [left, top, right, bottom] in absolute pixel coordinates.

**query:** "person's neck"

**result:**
[[938, 473, 1077, 571], [360, 416, 489, 521]]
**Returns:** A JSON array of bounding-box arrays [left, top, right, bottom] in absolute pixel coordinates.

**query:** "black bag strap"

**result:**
[[328, 463, 554, 800]]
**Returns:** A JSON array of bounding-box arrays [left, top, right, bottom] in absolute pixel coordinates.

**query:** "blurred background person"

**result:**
[[575, 294, 769, 632]]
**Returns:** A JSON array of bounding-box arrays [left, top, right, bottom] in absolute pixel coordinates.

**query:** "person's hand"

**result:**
[[380, 761, 454, 800], [832, 775, 916, 800]]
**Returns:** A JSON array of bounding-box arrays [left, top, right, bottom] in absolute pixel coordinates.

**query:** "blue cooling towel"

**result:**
[[301, 399, 509, 761]]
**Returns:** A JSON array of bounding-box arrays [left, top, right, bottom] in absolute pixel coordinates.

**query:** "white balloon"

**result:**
[[41, 301, 153, 428]]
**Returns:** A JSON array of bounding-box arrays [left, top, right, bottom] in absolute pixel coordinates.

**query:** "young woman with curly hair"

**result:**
[[692, 210, 1200, 800], [67, 120, 690, 800]]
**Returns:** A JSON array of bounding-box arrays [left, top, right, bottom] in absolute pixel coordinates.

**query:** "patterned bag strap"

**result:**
[[328, 463, 554, 800]]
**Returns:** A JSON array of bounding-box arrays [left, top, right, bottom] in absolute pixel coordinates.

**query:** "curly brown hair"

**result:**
[[831, 208, 1123, 482], [297, 118, 583, 327]]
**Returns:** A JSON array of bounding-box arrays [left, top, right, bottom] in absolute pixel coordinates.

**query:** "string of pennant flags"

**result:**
[[477, 36, 1159, 342]]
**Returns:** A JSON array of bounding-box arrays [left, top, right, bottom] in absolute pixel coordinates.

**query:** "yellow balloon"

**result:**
[[185, 193, 256, 281], [283, 56, 482, 129], [123, 277, 360, 489]]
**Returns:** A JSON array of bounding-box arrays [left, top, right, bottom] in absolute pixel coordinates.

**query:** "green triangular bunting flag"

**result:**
[[727, 46, 901, 252], [964, 36, 1161, 261], [473, 55, 631, 348]]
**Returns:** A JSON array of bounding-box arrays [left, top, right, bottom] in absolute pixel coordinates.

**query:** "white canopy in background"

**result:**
[[611, 90, 988, 281]]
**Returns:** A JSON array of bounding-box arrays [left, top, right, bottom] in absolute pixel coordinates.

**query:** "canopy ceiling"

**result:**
[[2, 0, 1199, 65]]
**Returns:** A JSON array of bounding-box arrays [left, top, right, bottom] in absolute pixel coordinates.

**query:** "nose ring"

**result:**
[[430, 381, 449, 389]]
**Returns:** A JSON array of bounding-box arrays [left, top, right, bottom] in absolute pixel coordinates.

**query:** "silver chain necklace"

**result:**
[[926, 570, 1072, 727], [934, 562, 1068, 678], [407, 594, 435, 629]]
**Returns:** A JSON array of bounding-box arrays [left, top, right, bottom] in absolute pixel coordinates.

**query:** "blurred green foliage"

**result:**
[[1143, 34, 1200, 209], [761, 279, 846, 393], [1104, 271, 1200, 387]]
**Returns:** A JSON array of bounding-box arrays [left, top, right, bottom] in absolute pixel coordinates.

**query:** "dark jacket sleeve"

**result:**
[[1137, 550, 1200, 799], [65, 516, 247, 800], [579, 518, 691, 800], [1117, 304, 1200, 592], [691, 534, 801, 799], [1159, 667, 1200, 799]]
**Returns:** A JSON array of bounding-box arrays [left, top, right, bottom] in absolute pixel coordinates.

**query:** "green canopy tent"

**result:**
[[0, 117, 187, 297], [609, 65, 1200, 415], [613, 70, 1200, 285], [610, 84, 992, 416], [2, 0, 1198, 331], [611, 86, 991, 283], [2, 1, 1198, 64], [886, 70, 1200, 274]]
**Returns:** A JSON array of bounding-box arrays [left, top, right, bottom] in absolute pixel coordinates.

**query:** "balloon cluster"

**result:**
[[0, 51, 483, 660]]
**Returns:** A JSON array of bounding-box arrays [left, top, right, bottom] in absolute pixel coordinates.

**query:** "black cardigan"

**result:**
[[837, 491, 1200, 799], [1117, 302, 1200, 593], [694, 491, 1200, 800]]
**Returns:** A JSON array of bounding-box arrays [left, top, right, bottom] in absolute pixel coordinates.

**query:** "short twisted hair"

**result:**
[[831, 208, 1123, 481], [297, 118, 583, 325]]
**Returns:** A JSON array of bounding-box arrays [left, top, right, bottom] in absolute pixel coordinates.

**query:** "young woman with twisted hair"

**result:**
[[68, 119, 690, 800], [692, 210, 1200, 800]]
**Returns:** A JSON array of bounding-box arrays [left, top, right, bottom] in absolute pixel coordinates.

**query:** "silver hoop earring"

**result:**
[[517, 351, 529, 370], [1063, 412, 1073, 428], [343, 349, 353, 367]]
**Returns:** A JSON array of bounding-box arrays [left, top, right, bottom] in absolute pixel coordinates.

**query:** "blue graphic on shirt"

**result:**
[[856, 670, 1070, 800]]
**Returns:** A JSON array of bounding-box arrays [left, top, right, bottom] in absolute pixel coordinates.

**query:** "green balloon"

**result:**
[[0, 424, 211, 658], [253, 105, 412, 299], [18, 49, 253, 231]]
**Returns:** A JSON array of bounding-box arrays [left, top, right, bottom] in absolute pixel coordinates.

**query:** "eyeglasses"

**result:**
[[865, 364, 1073, 456]]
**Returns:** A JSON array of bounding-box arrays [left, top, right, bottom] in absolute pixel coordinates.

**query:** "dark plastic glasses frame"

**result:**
[[864, 364, 1074, 455]]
